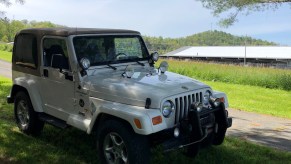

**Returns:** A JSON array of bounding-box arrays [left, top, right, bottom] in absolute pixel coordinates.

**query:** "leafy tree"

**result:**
[[0, 0, 24, 16], [196, 0, 291, 27], [1, 35, 8, 42], [0, 19, 61, 42]]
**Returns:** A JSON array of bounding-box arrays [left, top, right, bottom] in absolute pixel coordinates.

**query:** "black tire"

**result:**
[[97, 119, 150, 164], [14, 91, 44, 135], [212, 127, 226, 145]]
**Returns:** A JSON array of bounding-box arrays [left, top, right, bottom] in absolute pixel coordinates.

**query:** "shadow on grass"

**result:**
[[1, 78, 291, 164]]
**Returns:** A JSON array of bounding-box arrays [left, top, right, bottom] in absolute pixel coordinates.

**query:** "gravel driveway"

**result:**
[[227, 109, 291, 151], [0, 60, 11, 78]]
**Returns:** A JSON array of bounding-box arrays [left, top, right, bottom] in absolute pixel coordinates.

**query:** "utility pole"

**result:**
[[244, 35, 247, 66]]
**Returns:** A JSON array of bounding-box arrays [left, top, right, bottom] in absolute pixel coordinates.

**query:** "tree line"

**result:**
[[0, 18, 60, 42], [143, 30, 276, 54]]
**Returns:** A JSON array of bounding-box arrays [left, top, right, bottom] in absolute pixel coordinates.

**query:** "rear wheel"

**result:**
[[97, 119, 150, 164], [14, 91, 44, 135]]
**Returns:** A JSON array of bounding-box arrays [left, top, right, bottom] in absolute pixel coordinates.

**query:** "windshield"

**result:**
[[73, 35, 149, 66]]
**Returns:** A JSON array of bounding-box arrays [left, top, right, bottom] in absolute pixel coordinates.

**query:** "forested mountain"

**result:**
[[0, 18, 276, 54], [0, 18, 61, 42], [143, 30, 277, 54]]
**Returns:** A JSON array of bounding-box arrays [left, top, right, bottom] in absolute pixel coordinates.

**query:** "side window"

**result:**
[[14, 34, 37, 68], [43, 38, 70, 70]]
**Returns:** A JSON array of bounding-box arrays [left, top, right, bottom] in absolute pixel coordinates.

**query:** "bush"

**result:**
[[0, 44, 13, 52]]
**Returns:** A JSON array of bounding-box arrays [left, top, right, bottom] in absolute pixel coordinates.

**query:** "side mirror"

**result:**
[[51, 54, 69, 71], [151, 52, 159, 62]]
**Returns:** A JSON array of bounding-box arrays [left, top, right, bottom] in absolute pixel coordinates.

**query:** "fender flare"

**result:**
[[87, 98, 166, 135], [12, 78, 44, 112]]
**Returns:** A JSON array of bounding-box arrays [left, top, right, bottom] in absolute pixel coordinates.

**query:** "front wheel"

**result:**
[[14, 91, 44, 135], [212, 127, 227, 145], [97, 119, 150, 164]]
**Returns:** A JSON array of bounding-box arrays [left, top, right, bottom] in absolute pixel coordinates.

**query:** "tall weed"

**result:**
[[159, 60, 291, 91]]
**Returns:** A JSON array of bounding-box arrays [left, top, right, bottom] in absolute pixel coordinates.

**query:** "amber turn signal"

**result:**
[[134, 118, 142, 129], [152, 116, 162, 125]]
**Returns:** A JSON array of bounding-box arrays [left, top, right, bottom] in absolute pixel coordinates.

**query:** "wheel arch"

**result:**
[[87, 98, 166, 135], [91, 113, 135, 134], [9, 83, 44, 112], [10, 85, 29, 101]]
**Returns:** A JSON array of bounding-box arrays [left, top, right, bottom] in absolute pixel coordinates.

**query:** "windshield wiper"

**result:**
[[136, 60, 145, 66], [107, 63, 117, 70]]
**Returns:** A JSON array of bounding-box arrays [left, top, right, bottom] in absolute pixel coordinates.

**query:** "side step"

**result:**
[[38, 113, 69, 129]]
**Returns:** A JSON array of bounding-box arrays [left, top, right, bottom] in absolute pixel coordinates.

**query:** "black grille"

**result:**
[[174, 92, 202, 124]]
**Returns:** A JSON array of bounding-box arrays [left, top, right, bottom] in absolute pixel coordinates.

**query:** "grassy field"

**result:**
[[205, 81, 291, 119], [158, 60, 291, 91], [0, 50, 12, 62], [1, 77, 291, 163]]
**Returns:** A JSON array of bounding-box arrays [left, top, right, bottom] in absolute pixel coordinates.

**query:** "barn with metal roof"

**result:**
[[162, 46, 291, 68]]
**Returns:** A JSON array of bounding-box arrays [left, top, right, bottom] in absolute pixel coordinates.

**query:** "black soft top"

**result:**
[[18, 27, 141, 38], [12, 28, 141, 76]]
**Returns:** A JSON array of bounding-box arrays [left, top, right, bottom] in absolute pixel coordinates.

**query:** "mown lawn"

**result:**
[[0, 51, 12, 62], [205, 81, 291, 119], [1, 76, 291, 163]]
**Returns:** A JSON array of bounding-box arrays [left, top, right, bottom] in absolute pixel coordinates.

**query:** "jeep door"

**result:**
[[39, 37, 75, 120]]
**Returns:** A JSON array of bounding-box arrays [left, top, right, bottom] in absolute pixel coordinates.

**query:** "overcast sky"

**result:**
[[2, 0, 291, 45]]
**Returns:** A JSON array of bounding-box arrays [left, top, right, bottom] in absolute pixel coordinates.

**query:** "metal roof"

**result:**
[[163, 46, 291, 60]]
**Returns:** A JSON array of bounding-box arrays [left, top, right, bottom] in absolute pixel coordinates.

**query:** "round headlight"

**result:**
[[80, 57, 90, 70], [162, 100, 174, 118], [203, 90, 211, 106]]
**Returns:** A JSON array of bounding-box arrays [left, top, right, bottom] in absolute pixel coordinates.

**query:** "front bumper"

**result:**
[[152, 102, 232, 151], [7, 95, 13, 104]]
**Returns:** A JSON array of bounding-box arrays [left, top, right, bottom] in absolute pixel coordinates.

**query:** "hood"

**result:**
[[83, 68, 210, 108]]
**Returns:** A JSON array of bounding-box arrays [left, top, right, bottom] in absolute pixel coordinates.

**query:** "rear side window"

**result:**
[[14, 34, 37, 69]]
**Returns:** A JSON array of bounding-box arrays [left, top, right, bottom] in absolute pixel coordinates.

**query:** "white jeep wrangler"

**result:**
[[7, 28, 232, 164]]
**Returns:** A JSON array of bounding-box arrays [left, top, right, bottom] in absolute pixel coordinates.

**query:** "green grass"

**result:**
[[0, 51, 12, 62], [1, 76, 291, 163], [158, 60, 291, 91], [205, 81, 291, 119]]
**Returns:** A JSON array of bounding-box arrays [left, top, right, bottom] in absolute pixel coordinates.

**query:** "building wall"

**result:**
[[162, 46, 291, 69]]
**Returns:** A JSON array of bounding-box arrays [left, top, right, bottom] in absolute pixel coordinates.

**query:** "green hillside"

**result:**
[[143, 30, 277, 54]]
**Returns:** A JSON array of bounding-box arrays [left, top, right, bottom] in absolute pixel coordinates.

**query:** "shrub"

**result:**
[[0, 44, 13, 52]]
